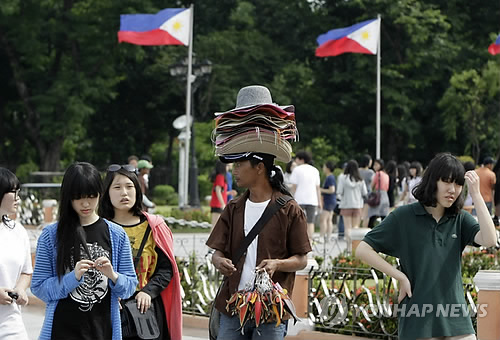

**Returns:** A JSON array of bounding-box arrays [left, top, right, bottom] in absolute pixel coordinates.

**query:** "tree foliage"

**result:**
[[1, 0, 500, 185]]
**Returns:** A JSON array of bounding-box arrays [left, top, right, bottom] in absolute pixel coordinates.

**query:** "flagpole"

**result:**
[[183, 4, 194, 208], [376, 14, 381, 160]]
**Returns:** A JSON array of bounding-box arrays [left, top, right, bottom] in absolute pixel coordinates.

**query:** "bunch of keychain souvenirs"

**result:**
[[225, 269, 299, 332]]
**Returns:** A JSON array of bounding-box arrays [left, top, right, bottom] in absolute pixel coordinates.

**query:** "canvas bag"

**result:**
[[208, 195, 292, 340]]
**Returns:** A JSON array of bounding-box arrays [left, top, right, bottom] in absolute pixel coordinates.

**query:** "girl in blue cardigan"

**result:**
[[31, 162, 137, 340]]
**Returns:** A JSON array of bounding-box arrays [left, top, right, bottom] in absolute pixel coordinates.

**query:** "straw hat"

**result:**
[[215, 129, 292, 163]]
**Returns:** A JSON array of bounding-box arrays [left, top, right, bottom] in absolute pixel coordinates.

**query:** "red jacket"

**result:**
[[144, 213, 182, 340]]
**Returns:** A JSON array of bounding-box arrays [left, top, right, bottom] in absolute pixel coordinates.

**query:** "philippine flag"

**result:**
[[488, 34, 500, 55], [118, 8, 191, 46], [316, 18, 380, 57]]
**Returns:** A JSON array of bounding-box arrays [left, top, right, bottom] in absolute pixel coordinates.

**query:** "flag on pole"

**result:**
[[488, 34, 500, 55], [315, 18, 380, 57], [118, 8, 191, 46]]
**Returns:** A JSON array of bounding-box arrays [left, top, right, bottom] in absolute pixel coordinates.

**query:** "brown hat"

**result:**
[[215, 130, 292, 163]]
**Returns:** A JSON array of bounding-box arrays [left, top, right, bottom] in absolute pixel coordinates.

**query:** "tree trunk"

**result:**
[[39, 139, 64, 171]]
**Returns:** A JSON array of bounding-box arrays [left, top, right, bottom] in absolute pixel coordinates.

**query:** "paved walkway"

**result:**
[[23, 299, 208, 340]]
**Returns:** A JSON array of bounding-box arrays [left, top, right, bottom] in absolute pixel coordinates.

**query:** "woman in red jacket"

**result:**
[[99, 164, 182, 340]]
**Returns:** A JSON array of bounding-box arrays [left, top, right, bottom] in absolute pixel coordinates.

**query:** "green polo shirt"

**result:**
[[363, 202, 480, 340]]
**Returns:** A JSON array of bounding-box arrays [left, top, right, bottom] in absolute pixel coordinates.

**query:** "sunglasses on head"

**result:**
[[107, 164, 138, 174]]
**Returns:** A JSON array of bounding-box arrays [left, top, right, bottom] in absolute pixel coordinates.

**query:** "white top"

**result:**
[[289, 164, 320, 206], [238, 199, 270, 291], [407, 176, 422, 204], [0, 221, 33, 340], [337, 174, 368, 209]]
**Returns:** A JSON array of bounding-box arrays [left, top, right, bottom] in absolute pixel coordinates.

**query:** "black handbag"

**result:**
[[121, 226, 160, 339], [366, 172, 381, 207], [208, 195, 293, 340]]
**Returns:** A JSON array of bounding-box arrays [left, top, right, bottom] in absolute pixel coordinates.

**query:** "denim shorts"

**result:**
[[217, 313, 287, 340]]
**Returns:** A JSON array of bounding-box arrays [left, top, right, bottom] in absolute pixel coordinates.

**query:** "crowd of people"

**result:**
[[1, 84, 500, 339]]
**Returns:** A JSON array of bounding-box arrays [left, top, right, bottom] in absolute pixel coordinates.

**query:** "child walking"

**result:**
[[31, 162, 137, 340]]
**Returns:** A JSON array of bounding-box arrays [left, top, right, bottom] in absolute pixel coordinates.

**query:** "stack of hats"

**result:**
[[212, 85, 298, 163]]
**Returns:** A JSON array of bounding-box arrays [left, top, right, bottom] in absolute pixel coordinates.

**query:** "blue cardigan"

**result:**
[[31, 219, 138, 340]]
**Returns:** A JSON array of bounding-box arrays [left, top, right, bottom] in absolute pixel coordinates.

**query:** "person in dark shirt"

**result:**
[[99, 164, 183, 340], [356, 153, 497, 340], [31, 162, 137, 340]]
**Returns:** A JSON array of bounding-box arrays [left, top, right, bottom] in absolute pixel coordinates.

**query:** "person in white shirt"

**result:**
[[290, 150, 322, 243], [0, 168, 33, 340], [337, 160, 368, 252]]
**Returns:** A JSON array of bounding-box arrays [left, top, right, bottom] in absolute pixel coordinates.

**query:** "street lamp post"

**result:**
[[169, 57, 212, 208]]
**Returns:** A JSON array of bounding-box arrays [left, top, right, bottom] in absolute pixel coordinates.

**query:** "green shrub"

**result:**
[[168, 208, 210, 223], [16, 162, 39, 183], [198, 173, 212, 205], [152, 185, 178, 205]]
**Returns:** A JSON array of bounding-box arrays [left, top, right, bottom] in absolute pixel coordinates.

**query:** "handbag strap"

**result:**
[[231, 195, 292, 266], [376, 171, 381, 192], [134, 224, 151, 270]]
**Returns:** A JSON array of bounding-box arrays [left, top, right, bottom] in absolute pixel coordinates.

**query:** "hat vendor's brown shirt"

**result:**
[[206, 190, 311, 316]]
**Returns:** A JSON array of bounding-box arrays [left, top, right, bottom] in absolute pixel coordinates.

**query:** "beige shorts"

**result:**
[[340, 208, 361, 217]]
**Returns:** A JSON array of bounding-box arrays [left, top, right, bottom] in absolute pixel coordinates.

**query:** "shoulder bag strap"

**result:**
[[231, 195, 293, 265], [134, 225, 151, 270]]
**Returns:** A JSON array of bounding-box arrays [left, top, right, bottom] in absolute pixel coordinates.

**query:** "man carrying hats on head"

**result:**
[[206, 85, 311, 340]]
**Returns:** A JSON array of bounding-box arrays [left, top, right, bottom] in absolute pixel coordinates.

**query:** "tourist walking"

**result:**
[[367, 159, 390, 228], [0, 168, 32, 340], [337, 160, 367, 252], [31, 162, 137, 340], [99, 164, 182, 340], [319, 161, 336, 242]]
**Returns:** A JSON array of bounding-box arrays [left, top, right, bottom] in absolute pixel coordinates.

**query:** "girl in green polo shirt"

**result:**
[[356, 153, 497, 340]]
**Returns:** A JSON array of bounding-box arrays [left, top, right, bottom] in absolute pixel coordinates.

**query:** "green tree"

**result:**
[[439, 61, 500, 164], [0, 0, 124, 170]]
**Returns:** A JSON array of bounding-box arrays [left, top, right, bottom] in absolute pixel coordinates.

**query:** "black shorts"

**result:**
[[211, 207, 223, 213]]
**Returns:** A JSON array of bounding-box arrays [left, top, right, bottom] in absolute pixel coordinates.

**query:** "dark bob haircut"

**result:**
[[0, 167, 20, 207], [413, 153, 465, 213], [99, 167, 144, 220]]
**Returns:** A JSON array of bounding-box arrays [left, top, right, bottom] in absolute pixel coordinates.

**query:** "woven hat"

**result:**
[[212, 85, 297, 163], [214, 85, 294, 116], [215, 130, 292, 163]]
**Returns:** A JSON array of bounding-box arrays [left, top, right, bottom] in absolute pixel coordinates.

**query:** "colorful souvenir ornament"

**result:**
[[225, 269, 299, 334]]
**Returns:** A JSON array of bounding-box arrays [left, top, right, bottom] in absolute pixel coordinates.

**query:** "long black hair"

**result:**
[[56, 162, 103, 279], [413, 153, 465, 214], [210, 160, 227, 183], [99, 167, 144, 220], [0, 167, 20, 226], [249, 154, 292, 196], [344, 160, 362, 182]]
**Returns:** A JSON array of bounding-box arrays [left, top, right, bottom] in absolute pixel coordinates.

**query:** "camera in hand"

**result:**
[[7, 292, 18, 300]]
